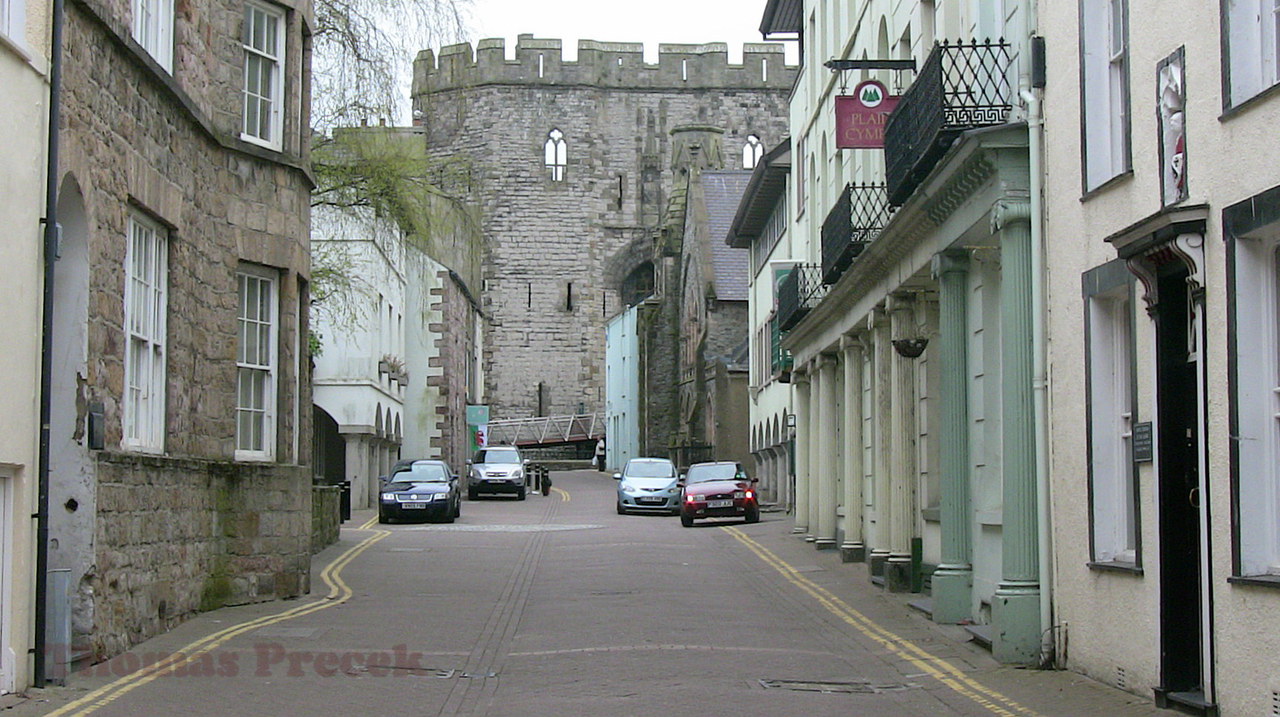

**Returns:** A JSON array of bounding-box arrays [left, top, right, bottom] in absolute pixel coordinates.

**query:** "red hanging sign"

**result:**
[[835, 80, 900, 149]]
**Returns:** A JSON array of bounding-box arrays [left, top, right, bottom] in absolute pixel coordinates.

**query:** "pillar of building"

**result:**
[[343, 432, 371, 510], [806, 360, 823, 543], [885, 294, 918, 592], [992, 198, 1041, 664], [840, 335, 865, 563], [932, 251, 974, 622], [815, 354, 839, 549], [792, 369, 811, 536], [869, 308, 892, 578]]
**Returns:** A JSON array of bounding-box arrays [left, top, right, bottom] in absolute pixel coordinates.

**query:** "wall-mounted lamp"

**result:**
[[891, 338, 929, 358], [786, 413, 796, 428]]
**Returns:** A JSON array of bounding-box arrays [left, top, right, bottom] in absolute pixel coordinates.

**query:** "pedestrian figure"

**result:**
[[594, 437, 606, 472]]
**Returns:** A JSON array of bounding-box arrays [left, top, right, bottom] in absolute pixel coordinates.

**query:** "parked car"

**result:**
[[614, 457, 680, 515], [379, 458, 426, 487], [378, 459, 461, 524], [467, 445, 527, 500], [679, 461, 759, 527]]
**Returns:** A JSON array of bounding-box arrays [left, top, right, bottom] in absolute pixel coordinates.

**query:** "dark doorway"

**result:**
[[1153, 265, 1207, 707]]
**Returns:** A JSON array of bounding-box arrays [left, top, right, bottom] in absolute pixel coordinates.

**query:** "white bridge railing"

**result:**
[[486, 412, 604, 446]]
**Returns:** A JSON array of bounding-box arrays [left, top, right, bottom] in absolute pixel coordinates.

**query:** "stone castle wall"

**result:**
[[411, 36, 795, 421]]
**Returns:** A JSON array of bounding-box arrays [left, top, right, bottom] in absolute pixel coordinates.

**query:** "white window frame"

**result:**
[[133, 0, 174, 72], [1, 0, 26, 46], [241, 1, 285, 150], [123, 212, 168, 452], [1232, 236, 1280, 576], [1080, 0, 1131, 191], [1225, 0, 1280, 107], [236, 265, 278, 461], [1087, 284, 1137, 563], [544, 129, 566, 181]]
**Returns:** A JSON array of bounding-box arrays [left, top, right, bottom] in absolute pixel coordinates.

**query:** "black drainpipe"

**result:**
[[35, 0, 66, 686]]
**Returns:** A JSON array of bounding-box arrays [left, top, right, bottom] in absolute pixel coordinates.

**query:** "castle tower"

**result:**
[[411, 35, 796, 421]]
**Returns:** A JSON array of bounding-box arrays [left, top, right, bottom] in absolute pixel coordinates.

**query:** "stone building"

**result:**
[[1, 0, 51, 690], [45, 0, 314, 666], [411, 35, 795, 426]]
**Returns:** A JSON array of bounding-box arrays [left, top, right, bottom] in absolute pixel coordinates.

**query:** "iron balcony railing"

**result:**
[[884, 39, 1013, 206], [821, 183, 894, 285], [777, 264, 828, 332]]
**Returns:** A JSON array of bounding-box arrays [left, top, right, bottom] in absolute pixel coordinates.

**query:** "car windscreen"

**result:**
[[392, 463, 449, 482], [476, 449, 520, 464], [686, 464, 740, 483], [624, 461, 675, 478]]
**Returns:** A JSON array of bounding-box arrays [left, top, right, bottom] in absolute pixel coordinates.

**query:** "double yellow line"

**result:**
[[722, 526, 1041, 717], [47, 526, 391, 716]]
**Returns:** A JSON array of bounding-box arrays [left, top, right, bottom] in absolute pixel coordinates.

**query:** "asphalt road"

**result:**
[[15, 470, 1162, 716]]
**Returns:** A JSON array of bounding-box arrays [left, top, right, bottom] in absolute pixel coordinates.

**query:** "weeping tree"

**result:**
[[308, 0, 482, 347]]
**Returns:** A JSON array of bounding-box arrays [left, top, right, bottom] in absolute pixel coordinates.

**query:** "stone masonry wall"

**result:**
[[412, 36, 795, 422], [428, 269, 481, 469], [311, 485, 341, 554], [94, 454, 311, 660]]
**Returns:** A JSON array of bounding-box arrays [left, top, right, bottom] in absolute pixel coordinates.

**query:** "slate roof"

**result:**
[[700, 171, 753, 302]]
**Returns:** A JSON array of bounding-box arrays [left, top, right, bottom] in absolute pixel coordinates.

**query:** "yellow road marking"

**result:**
[[551, 486, 571, 502], [722, 526, 1041, 717], [47, 527, 391, 716], [358, 513, 380, 529]]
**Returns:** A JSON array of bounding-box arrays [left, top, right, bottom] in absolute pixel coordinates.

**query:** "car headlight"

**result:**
[[620, 483, 636, 492], [381, 493, 395, 501], [431, 493, 448, 502], [512, 468, 523, 479]]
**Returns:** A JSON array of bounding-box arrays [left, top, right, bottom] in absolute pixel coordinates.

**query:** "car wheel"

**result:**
[[517, 488, 527, 500], [454, 500, 461, 518], [616, 501, 626, 515], [377, 510, 389, 525], [680, 514, 694, 528], [745, 505, 761, 524], [443, 509, 456, 524], [467, 487, 478, 501]]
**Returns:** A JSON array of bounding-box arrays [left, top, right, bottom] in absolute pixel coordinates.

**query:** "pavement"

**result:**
[[4, 470, 1163, 716]]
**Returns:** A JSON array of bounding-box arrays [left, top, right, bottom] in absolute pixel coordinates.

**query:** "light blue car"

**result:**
[[614, 457, 680, 515]]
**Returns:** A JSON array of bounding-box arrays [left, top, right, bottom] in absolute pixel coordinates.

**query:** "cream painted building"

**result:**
[[760, 0, 1048, 665], [0, 0, 49, 691], [1042, 0, 1280, 714]]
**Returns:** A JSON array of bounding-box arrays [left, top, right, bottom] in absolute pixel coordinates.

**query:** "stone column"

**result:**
[[840, 335, 865, 562], [932, 251, 974, 622], [992, 198, 1041, 664], [869, 308, 892, 577], [792, 369, 811, 536], [806, 360, 823, 543], [886, 294, 918, 592], [815, 354, 839, 549], [343, 433, 370, 510]]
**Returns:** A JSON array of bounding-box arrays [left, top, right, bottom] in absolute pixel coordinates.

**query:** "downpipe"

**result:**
[[1019, 83, 1054, 669]]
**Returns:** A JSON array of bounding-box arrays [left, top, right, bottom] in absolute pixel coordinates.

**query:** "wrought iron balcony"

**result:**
[[821, 183, 894, 285], [884, 39, 1013, 206], [777, 264, 827, 332]]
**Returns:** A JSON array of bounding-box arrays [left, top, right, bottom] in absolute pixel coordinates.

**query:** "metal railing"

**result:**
[[486, 412, 604, 446], [776, 264, 828, 332], [821, 183, 894, 285], [885, 39, 1013, 206]]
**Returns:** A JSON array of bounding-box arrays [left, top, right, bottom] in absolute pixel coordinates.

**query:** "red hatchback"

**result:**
[[680, 461, 760, 527]]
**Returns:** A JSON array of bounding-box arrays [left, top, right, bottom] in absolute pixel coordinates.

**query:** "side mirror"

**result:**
[[612, 473, 622, 481]]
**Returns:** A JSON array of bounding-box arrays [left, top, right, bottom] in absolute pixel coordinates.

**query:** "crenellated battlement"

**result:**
[[412, 34, 797, 96]]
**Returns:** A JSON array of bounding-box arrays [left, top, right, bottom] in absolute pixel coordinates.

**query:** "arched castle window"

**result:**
[[544, 129, 566, 181], [743, 135, 764, 169]]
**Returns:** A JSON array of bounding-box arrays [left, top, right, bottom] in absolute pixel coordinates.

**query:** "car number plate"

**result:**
[[639, 497, 664, 504], [486, 478, 507, 483], [401, 502, 427, 509], [707, 499, 734, 509]]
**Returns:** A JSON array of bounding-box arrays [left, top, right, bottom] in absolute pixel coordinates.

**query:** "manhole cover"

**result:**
[[758, 679, 917, 694]]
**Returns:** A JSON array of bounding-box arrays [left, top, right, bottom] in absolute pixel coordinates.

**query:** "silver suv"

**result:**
[[467, 446, 527, 500]]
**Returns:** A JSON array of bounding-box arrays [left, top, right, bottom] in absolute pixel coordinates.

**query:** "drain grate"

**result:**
[[759, 679, 917, 694], [1271, 689, 1279, 717]]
